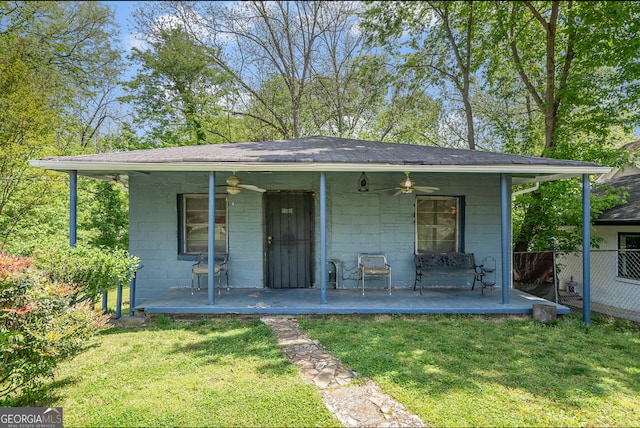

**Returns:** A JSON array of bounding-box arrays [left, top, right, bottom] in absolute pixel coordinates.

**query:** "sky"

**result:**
[[103, 1, 146, 83], [104, 1, 142, 54]]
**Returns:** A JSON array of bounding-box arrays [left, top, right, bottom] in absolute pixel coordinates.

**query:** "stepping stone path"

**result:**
[[261, 317, 426, 427]]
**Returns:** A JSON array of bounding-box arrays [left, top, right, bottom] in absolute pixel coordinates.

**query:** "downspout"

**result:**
[[208, 172, 216, 305], [500, 174, 511, 304], [320, 172, 327, 305], [582, 174, 591, 326], [70, 170, 77, 247]]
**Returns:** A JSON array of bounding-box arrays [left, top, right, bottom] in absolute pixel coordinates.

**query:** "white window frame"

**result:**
[[618, 233, 640, 280]]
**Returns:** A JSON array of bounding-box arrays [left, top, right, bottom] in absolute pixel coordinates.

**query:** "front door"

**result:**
[[265, 192, 313, 288]]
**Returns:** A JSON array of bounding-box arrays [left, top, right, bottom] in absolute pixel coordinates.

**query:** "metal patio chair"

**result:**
[[358, 253, 392, 295], [192, 253, 229, 295]]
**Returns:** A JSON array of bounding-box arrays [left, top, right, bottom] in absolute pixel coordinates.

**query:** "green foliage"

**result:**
[[363, 1, 489, 149], [81, 181, 129, 250], [0, 1, 125, 251], [0, 253, 110, 405], [122, 25, 229, 146], [31, 245, 140, 304], [513, 178, 626, 252]]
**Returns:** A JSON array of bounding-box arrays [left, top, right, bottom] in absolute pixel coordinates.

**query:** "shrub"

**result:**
[[0, 253, 110, 405], [31, 244, 140, 303]]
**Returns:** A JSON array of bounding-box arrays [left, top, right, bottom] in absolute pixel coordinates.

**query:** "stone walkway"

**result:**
[[261, 317, 425, 427]]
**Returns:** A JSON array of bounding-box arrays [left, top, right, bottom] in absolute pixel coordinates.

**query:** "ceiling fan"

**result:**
[[376, 172, 439, 196], [217, 172, 266, 195]]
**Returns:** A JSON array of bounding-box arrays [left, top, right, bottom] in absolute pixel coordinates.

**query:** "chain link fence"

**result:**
[[515, 250, 640, 323]]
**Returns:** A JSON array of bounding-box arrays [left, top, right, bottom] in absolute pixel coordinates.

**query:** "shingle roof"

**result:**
[[38, 136, 600, 167], [595, 174, 640, 224]]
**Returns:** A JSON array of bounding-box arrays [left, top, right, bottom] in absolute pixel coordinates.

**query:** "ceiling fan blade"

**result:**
[[239, 184, 266, 193], [414, 186, 439, 193]]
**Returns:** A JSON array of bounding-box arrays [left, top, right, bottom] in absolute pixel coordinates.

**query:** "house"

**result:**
[[30, 136, 607, 318]]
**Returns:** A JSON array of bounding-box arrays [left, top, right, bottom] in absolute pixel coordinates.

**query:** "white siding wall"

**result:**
[[564, 225, 640, 312]]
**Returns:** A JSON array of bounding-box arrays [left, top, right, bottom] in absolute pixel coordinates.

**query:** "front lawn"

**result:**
[[300, 314, 640, 427], [39, 313, 640, 427], [42, 316, 337, 427]]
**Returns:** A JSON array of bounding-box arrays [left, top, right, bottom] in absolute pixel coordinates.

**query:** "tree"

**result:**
[[81, 181, 129, 250], [489, 1, 640, 251], [0, 33, 62, 250], [493, 1, 640, 154], [362, 1, 488, 149], [0, 1, 124, 249], [122, 25, 229, 146], [131, 0, 432, 142]]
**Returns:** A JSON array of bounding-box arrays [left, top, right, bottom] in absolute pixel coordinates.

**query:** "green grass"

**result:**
[[41, 316, 337, 427], [95, 285, 130, 316], [299, 314, 640, 427], [37, 313, 640, 427]]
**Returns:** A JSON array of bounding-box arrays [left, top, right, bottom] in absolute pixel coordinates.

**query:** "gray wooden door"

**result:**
[[265, 192, 313, 288]]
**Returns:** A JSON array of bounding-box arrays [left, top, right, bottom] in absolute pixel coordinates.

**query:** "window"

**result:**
[[415, 196, 462, 253], [618, 233, 640, 280], [178, 194, 227, 256]]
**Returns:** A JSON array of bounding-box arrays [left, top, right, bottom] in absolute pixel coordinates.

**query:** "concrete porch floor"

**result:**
[[135, 286, 571, 316]]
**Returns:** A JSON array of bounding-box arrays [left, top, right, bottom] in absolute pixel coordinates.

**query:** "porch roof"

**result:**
[[31, 136, 609, 184]]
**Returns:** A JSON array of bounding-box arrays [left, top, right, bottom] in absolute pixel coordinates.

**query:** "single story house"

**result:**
[[30, 136, 607, 320]]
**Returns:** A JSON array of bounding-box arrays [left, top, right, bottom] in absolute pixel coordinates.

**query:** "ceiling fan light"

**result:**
[[227, 186, 241, 195], [400, 176, 414, 189]]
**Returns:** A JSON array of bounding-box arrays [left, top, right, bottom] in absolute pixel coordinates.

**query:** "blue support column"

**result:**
[[129, 270, 137, 317], [500, 174, 511, 304], [582, 174, 591, 326], [320, 172, 327, 305], [208, 172, 216, 305], [70, 170, 77, 247], [116, 280, 123, 319]]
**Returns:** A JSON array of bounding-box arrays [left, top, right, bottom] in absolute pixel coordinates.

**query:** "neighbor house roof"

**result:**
[[595, 175, 640, 225], [30, 136, 609, 184], [594, 141, 640, 225]]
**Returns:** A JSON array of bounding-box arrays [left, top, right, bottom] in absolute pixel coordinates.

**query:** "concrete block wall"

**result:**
[[130, 170, 505, 304]]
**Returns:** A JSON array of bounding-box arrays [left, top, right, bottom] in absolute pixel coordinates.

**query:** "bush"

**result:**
[[0, 253, 110, 405], [31, 245, 140, 303]]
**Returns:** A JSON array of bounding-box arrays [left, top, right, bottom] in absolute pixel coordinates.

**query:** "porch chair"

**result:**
[[358, 253, 392, 295], [192, 253, 229, 295]]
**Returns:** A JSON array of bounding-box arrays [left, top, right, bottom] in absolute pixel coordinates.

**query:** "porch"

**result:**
[[134, 287, 571, 316]]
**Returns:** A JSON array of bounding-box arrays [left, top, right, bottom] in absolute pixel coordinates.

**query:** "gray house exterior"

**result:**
[[31, 136, 608, 317]]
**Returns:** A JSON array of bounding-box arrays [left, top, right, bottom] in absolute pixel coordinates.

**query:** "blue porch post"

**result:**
[[500, 173, 511, 304], [582, 174, 591, 326], [208, 172, 216, 305], [69, 170, 77, 247], [320, 172, 327, 304]]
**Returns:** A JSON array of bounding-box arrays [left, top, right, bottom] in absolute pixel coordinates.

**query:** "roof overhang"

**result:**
[[28, 159, 610, 184]]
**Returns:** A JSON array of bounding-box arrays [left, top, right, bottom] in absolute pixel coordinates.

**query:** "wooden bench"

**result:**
[[413, 252, 483, 294]]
